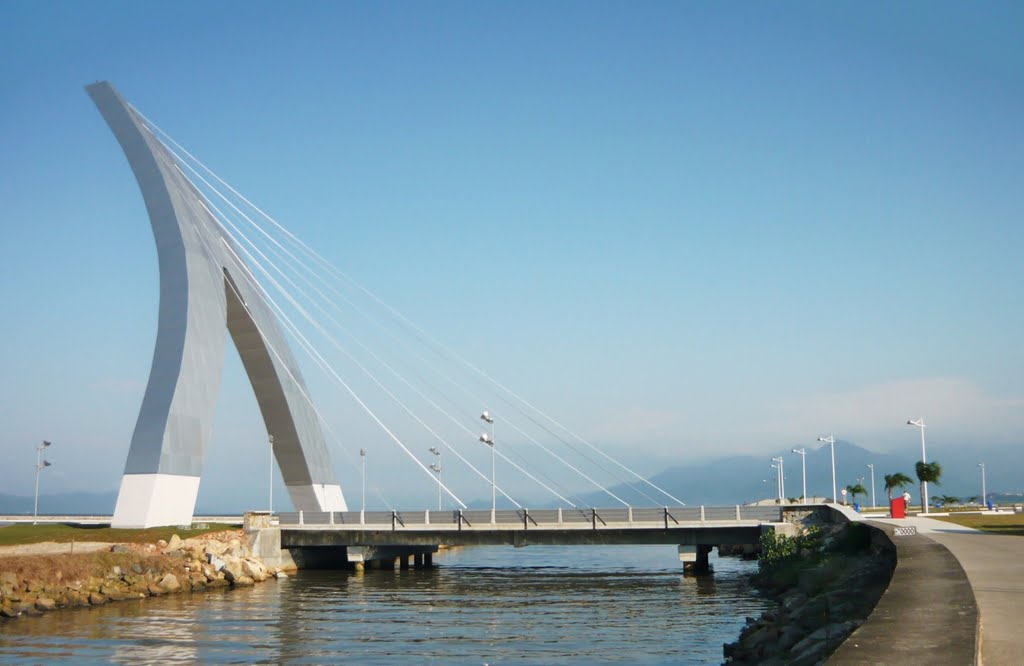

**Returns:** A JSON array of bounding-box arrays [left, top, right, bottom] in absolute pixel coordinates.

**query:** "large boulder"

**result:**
[[166, 535, 183, 552], [220, 558, 245, 583], [204, 539, 228, 556], [241, 559, 267, 582], [158, 573, 181, 593], [226, 540, 246, 559], [34, 597, 56, 611]]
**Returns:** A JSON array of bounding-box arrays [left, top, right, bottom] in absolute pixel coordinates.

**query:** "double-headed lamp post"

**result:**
[[792, 448, 807, 503], [429, 447, 442, 511], [771, 456, 786, 502], [818, 435, 836, 503], [867, 463, 876, 509], [480, 410, 495, 522], [907, 419, 928, 514], [34, 440, 53, 524], [978, 462, 986, 506], [770, 461, 782, 502]]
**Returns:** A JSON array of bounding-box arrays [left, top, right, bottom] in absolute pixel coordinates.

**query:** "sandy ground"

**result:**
[[0, 542, 114, 557]]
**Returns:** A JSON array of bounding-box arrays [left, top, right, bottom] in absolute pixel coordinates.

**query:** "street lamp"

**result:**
[[360, 448, 366, 524], [770, 462, 781, 503], [817, 435, 836, 503], [268, 434, 274, 514], [867, 463, 876, 509], [429, 447, 442, 511], [907, 419, 928, 514], [479, 409, 495, 518], [34, 440, 52, 524], [792, 448, 807, 504], [978, 462, 986, 507], [772, 457, 786, 502]]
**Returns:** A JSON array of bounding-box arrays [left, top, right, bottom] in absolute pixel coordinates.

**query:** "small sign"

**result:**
[[894, 526, 917, 537]]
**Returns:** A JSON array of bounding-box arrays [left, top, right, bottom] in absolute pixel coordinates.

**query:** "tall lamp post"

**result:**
[[770, 452, 786, 500], [480, 410, 495, 522], [429, 446, 442, 511], [907, 419, 928, 514], [770, 462, 781, 503], [978, 462, 986, 507], [818, 435, 836, 503], [866, 463, 876, 509], [34, 440, 53, 524], [792, 448, 807, 503], [360, 448, 366, 524]]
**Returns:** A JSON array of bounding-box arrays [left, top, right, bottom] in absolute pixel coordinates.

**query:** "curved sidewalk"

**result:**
[[907, 517, 1024, 665], [831, 515, 1023, 665]]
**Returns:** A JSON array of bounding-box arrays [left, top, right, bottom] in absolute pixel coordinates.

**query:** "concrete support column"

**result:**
[[680, 544, 713, 574], [424, 552, 433, 567], [400, 555, 410, 570], [414, 553, 424, 568]]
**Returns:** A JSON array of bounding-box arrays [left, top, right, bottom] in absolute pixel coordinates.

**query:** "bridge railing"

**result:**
[[277, 505, 782, 528]]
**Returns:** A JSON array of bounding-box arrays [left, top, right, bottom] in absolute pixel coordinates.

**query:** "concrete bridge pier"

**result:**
[[678, 544, 713, 573], [347, 545, 439, 572]]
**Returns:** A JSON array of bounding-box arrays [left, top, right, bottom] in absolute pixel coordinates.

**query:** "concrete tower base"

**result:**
[[111, 473, 201, 528]]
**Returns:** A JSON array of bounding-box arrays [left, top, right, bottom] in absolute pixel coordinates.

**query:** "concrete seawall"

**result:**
[[829, 519, 979, 664]]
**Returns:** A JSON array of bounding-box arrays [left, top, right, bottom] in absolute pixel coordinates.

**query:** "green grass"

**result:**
[[0, 523, 237, 547], [932, 513, 1024, 536]]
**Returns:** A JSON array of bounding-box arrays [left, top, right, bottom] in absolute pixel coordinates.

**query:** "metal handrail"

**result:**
[[276, 505, 782, 527]]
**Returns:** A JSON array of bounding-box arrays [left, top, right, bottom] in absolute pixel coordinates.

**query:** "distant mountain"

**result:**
[[579, 441, 911, 507]]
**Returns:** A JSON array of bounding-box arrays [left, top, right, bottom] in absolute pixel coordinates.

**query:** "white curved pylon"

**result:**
[[88, 82, 347, 528]]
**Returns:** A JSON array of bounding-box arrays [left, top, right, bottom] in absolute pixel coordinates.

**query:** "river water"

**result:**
[[0, 546, 771, 664]]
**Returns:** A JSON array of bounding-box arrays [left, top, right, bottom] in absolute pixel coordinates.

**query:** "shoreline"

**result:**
[[723, 508, 897, 664], [0, 529, 287, 620]]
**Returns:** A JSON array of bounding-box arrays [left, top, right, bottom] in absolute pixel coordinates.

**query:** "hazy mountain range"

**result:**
[[2, 440, 1013, 514]]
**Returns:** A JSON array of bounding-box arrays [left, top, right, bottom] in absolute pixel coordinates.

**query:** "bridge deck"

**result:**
[[278, 506, 783, 548]]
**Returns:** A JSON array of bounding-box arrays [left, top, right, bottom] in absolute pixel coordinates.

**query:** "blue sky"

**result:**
[[1, 2, 1021, 507]]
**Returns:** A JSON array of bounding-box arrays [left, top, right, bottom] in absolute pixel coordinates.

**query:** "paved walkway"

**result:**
[[829, 518, 978, 665], [838, 514, 1023, 665], [898, 517, 1024, 665]]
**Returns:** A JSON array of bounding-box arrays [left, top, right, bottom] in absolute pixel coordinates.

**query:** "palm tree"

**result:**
[[884, 472, 914, 500], [846, 483, 867, 505], [915, 461, 943, 513]]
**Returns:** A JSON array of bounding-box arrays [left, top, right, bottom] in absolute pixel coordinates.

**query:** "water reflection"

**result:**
[[0, 546, 771, 664]]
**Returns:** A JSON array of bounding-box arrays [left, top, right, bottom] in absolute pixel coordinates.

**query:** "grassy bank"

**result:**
[[931, 513, 1024, 536], [0, 523, 235, 547]]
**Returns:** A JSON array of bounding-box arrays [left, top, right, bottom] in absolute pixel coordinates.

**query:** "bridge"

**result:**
[[245, 505, 794, 572], [85, 80, 791, 571]]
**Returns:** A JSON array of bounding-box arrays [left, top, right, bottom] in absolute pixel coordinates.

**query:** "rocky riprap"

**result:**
[[723, 520, 896, 665], [0, 531, 284, 620]]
